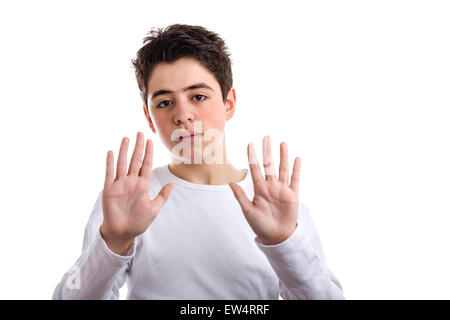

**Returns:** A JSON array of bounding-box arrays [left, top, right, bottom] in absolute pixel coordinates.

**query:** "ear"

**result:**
[[225, 88, 236, 121], [143, 104, 157, 133]]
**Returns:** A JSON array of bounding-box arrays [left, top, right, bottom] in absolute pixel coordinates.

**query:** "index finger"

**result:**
[[104, 150, 114, 188], [248, 143, 264, 186], [139, 139, 154, 180]]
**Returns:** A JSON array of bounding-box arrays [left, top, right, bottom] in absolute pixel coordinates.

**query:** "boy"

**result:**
[[52, 24, 344, 299]]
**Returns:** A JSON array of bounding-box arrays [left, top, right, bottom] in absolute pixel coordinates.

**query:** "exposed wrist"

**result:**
[[100, 226, 135, 256], [259, 222, 298, 246]]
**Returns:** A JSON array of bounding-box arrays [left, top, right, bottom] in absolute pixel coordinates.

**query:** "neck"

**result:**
[[168, 161, 246, 185]]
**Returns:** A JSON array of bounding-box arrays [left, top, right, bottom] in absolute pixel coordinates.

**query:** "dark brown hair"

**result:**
[[131, 24, 233, 110]]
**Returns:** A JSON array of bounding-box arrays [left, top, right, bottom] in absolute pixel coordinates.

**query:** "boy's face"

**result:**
[[144, 57, 236, 163]]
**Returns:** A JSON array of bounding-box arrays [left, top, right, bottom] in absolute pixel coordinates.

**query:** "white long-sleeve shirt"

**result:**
[[53, 164, 344, 300]]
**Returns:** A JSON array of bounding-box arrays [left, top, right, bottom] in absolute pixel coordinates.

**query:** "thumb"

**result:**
[[151, 183, 174, 214], [229, 182, 253, 215]]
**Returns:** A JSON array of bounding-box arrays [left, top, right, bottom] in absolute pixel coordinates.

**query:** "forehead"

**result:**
[[147, 57, 220, 94]]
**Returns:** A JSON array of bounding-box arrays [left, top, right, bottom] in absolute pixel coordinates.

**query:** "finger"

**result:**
[[248, 143, 264, 185], [139, 139, 154, 180], [279, 142, 289, 184], [290, 157, 302, 193], [128, 132, 145, 176], [229, 182, 253, 215], [116, 137, 129, 179], [104, 150, 114, 188], [263, 136, 276, 181], [150, 183, 174, 214]]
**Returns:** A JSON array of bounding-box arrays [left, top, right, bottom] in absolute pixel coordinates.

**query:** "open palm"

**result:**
[[101, 132, 173, 244], [230, 136, 301, 245]]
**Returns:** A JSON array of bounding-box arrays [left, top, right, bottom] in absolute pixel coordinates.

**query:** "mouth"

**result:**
[[178, 133, 203, 142]]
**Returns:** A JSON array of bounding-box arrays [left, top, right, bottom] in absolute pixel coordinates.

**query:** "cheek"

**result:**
[[201, 108, 226, 131], [159, 124, 173, 142], [152, 116, 173, 144]]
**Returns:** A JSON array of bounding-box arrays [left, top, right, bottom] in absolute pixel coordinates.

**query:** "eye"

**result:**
[[156, 100, 173, 108], [192, 94, 207, 102]]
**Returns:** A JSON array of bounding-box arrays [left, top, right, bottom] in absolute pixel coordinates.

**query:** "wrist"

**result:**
[[100, 225, 135, 256], [259, 222, 298, 246]]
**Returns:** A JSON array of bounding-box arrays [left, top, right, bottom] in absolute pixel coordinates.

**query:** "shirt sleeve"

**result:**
[[52, 191, 136, 300], [254, 203, 344, 300]]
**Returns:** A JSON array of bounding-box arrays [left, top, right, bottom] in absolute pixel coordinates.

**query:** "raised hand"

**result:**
[[100, 132, 174, 254], [229, 136, 301, 245]]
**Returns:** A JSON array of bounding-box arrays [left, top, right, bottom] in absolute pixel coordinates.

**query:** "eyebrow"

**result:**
[[149, 82, 214, 101]]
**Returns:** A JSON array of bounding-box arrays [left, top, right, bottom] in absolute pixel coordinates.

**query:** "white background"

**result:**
[[0, 0, 449, 299]]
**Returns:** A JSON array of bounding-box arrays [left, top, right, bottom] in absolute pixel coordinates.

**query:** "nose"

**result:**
[[173, 102, 194, 126]]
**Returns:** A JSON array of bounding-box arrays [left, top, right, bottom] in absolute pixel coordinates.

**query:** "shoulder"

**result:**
[[299, 201, 311, 221], [148, 164, 172, 194], [150, 164, 166, 178]]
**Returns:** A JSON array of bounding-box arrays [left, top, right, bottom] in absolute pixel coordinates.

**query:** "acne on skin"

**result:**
[[145, 57, 234, 148], [142, 57, 244, 184]]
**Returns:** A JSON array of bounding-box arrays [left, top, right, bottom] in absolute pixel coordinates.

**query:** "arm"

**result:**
[[255, 203, 344, 300], [229, 136, 343, 299], [53, 132, 173, 299], [52, 192, 136, 300]]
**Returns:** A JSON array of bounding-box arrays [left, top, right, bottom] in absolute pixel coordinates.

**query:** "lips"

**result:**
[[179, 133, 202, 142]]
